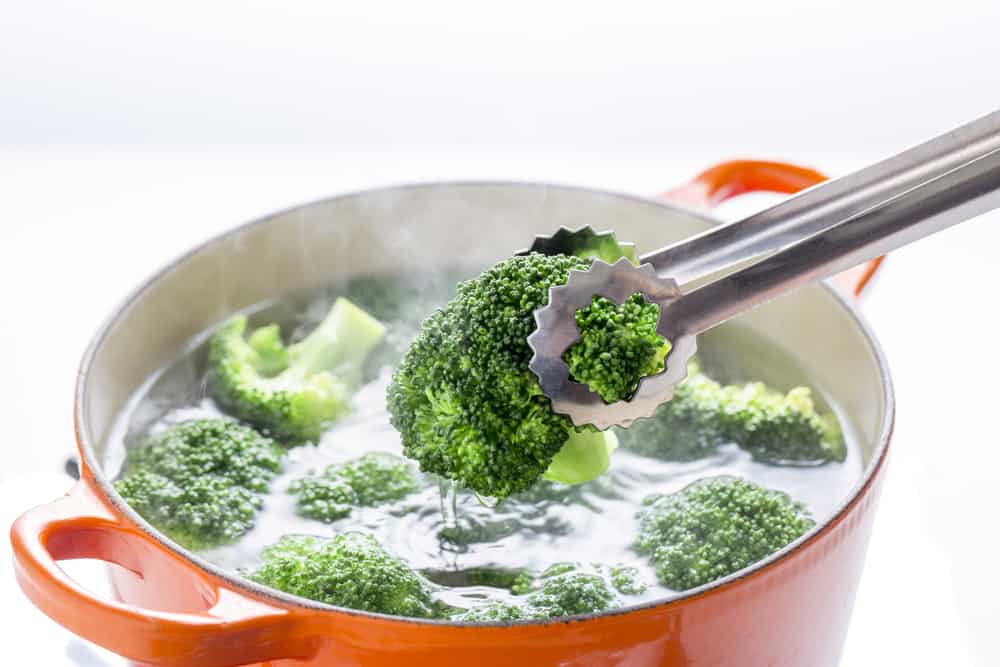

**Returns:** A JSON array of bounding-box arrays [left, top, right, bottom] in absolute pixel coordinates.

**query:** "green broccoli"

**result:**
[[115, 471, 261, 550], [387, 251, 667, 499], [437, 515, 522, 549], [719, 383, 844, 464], [210, 297, 386, 443], [122, 419, 283, 492], [422, 566, 534, 594], [452, 601, 526, 623], [114, 420, 283, 550], [609, 564, 649, 595], [634, 476, 815, 591], [563, 293, 669, 403], [617, 364, 844, 465], [614, 368, 726, 462], [450, 562, 647, 623], [289, 452, 423, 522], [246, 533, 438, 618]]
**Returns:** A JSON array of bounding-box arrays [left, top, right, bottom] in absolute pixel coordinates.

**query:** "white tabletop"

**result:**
[[1, 149, 997, 666]]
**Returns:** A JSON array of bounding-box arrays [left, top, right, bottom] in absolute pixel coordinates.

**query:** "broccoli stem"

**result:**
[[287, 297, 387, 385], [544, 429, 618, 485]]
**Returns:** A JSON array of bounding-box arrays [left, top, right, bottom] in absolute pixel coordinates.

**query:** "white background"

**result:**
[[2, 1, 999, 665]]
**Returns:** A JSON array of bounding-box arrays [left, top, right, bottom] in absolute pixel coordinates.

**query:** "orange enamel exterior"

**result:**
[[11, 162, 892, 667]]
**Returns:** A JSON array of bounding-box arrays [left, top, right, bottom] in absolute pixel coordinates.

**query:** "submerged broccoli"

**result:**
[[719, 383, 844, 464], [289, 452, 423, 522], [452, 601, 527, 623], [246, 533, 437, 618], [634, 476, 814, 591], [210, 297, 386, 443], [422, 566, 534, 594], [450, 561, 647, 623], [114, 420, 283, 550], [115, 471, 261, 549], [615, 368, 725, 462], [387, 251, 668, 499], [122, 419, 283, 492], [617, 364, 844, 465], [526, 569, 618, 618]]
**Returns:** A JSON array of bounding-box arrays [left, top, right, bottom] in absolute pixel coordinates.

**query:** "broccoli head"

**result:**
[[450, 561, 647, 623], [114, 420, 283, 550], [451, 601, 527, 623], [617, 364, 845, 465], [115, 470, 261, 550], [608, 564, 649, 595], [289, 452, 423, 522], [210, 297, 386, 443], [615, 368, 725, 462], [719, 383, 844, 464], [122, 419, 283, 492], [634, 476, 815, 591], [526, 568, 618, 618], [563, 293, 669, 403], [387, 252, 666, 499], [246, 533, 437, 618], [422, 566, 534, 594], [436, 477, 615, 550]]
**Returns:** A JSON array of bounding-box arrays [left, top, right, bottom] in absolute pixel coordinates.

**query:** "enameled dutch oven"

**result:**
[[10, 161, 892, 667]]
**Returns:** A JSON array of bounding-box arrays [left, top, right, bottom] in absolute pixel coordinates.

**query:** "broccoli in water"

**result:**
[[289, 452, 423, 522], [616, 364, 844, 465], [115, 471, 261, 549], [114, 420, 283, 550], [634, 476, 814, 591], [246, 533, 437, 618], [615, 367, 725, 462], [451, 562, 648, 623], [718, 382, 843, 464], [210, 297, 386, 443], [387, 250, 669, 499]]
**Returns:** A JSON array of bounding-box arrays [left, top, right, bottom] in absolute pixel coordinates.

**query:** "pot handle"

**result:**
[[660, 159, 884, 300], [10, 480, 315, 667]]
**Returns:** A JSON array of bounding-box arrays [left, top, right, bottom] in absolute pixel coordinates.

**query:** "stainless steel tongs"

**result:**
[[524, 110, 1000, 430]]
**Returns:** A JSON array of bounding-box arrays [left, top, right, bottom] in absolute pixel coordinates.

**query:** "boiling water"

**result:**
[[104, 273, 864, 612]]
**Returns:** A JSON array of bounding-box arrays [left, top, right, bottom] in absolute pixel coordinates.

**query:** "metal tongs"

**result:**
[[524, 110, 1000, 430]]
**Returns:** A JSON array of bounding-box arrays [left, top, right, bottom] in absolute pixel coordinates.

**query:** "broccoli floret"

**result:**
[[122, 420, 283, 492], [634, 476, 815, 591], [527, 569, 618, 618], [617, 365, 845, 465], [719, 383, 845, 464], [246, 533, 437, 618], [450, 562, 646, 623], [387, 252, 666, 499], [289, 453, 422, 522], [615, 369, 725, 462], [452, 601, 526, 623], [115, 470, 261, 550], [114, 420, 282, 550], [422, 566, 534, 594], [609, 564, 649, 595], [563, 293, 669, 403], [210, 297, 386, 443]]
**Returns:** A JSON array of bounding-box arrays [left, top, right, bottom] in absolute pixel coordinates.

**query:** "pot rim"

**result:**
[[73, 180, 895, 628]]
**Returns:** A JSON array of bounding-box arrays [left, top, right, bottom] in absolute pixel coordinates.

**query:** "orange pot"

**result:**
[[10, 162, 892, 667]]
